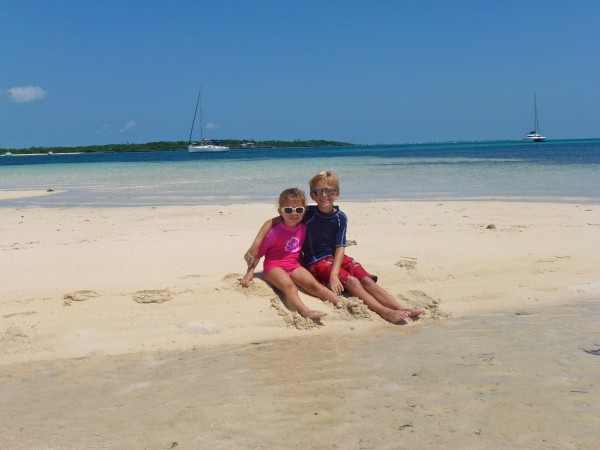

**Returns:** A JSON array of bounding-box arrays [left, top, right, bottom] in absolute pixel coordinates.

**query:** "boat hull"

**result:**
[[188, 144, 229, 153], [523, 133, 546, 142]]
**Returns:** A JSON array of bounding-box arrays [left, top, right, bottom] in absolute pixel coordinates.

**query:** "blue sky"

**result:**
[[2, 0, 599, 148]]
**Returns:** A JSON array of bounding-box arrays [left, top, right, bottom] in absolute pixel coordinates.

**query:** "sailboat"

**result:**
[[187, 88, 229, 153], [523, 92, 546, 142]]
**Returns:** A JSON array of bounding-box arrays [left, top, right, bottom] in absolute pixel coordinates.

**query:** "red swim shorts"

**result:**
[[307, 255, 377, 285]]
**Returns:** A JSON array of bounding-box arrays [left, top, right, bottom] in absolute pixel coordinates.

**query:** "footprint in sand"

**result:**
[[1, 325, 30, 344], [63, 290, 98, 305], [395, 257, 417, 270], [580, 344, 600, 356], [185, 321, 222, 335], [395, 257, 429, 281], [407, 290, 450, 320], [133, 289, 173, 304], [220, 273, 274, 297], [2, 310, 37, 319]]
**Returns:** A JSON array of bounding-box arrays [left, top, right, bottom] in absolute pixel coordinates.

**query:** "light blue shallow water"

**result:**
[[1, 140, 599, 207]]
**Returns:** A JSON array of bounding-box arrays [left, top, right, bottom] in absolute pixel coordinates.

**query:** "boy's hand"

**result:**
[[328, 275, 344, 296]]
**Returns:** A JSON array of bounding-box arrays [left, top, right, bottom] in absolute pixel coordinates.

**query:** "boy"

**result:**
[[245, 170, 422, 324]]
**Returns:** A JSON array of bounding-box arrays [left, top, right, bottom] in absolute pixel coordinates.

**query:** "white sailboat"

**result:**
[[523, 93, 546, 142], [187, 88, 229, 153]]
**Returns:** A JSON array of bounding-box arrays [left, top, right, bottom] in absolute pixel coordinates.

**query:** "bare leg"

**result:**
[[344, 277, 410, 324], [360, 277, 423, 317], [291, 267, 341, 305], [264, 268, 327, 320]]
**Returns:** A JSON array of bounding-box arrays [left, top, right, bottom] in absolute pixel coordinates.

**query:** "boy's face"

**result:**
[[310, 179, 339, 213]]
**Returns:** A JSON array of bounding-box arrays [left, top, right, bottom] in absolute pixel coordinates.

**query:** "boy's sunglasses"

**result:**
[[281, 207, 305, 215], [311, 188, 338, 196]]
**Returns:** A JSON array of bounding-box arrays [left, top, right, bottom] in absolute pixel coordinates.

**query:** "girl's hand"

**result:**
[[241, 272, 253, 287]]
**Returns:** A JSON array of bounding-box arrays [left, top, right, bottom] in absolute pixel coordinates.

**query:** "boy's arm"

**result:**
[[328, 246, 346, 295], [244, 216, 281, 267]]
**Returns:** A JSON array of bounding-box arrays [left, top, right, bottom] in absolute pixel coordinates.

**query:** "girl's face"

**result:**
[[279, 199, 306, 227], [310, 179, 339, 213]]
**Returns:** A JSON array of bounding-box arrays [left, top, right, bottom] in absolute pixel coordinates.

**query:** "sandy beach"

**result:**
[[1, 198, 599, 448]]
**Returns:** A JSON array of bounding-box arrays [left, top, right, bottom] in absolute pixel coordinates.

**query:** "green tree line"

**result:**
[[2, 139, 353, 155]]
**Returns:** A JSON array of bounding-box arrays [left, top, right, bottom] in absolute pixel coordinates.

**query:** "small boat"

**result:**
[[523, 93, 546, 142], [3, 151, 12, 156], [187, 88, 229, 153], [188, 139, 229, 152]]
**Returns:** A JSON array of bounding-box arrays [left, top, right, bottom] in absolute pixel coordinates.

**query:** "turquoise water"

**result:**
[[1, 140, 599, 207]]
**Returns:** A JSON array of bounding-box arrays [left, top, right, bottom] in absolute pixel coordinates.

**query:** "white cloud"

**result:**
[[205, 122, 222, 130], [96, 123, 112, 135], [9, 86, 47, 103], [119, 120, 137, 132]]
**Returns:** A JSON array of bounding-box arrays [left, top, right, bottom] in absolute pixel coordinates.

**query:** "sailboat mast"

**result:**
[[188, 89, 202, 143], [534, 92, 540, 133], [199, 90, 204, 143]]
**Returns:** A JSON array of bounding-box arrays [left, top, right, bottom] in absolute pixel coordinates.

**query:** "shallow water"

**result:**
[[1, 300, 598, 449], [1, 140, 600, 207]]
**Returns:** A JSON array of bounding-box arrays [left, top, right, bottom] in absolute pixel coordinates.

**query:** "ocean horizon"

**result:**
[[1, 139, 599, 207]]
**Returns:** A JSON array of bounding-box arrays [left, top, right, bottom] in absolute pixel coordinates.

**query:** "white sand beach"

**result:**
[[1, 199, 599, 448]]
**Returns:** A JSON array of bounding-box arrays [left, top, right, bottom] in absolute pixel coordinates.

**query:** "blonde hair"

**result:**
[[309, 170, 340, 191], [278, 188, 306, 208]]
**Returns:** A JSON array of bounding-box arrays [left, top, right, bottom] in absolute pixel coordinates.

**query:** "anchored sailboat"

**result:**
[[187, 88, 229, 153], [523, 93, 546, 142]]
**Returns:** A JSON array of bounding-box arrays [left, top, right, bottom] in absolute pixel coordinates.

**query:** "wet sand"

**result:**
[[1, 300, 598, 449]]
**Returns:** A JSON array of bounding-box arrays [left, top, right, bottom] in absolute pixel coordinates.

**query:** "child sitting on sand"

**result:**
[[245, 171, 422, 324], [241, 187, 345, 321]]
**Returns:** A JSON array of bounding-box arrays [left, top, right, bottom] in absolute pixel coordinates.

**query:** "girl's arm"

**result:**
[[241, 256, 259, 287], [328, 246, 346, 295], [244, 216, 281, 267]]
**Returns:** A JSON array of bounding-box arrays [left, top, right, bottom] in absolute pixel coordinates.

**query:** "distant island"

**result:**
[[1, 139, 353, 155]]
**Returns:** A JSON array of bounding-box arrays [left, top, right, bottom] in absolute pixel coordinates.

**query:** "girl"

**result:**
[[241, 188, 341, 320]]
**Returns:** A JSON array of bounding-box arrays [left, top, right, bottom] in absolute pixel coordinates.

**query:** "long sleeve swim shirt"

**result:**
[[259, 222, 306, 274]]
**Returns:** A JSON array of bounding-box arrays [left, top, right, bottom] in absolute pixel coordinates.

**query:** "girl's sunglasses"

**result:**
[[281, 207, 305, 215]]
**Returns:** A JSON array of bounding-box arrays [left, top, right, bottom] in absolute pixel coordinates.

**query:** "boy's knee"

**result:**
[[344, 276, 360, 290], [360, 276, 376, 287]]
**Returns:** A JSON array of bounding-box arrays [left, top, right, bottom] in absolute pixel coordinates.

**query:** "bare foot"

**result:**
[[382, 309, 411, 324], [302, 309, 327, 321], [401, 308, 423, 318]]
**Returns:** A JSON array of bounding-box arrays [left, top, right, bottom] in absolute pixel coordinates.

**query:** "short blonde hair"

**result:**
[[309, 170, 340, 191], [278, 188, 306, 208]]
